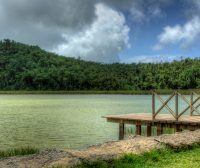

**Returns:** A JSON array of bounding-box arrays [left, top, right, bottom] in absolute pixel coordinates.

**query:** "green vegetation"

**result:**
[[1, 39, 200, 91], [0, 89, 199, 95], [0, 147, 39, 158], [73, 145, 200, 168]]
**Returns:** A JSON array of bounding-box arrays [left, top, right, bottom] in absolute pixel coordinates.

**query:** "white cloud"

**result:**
[[153, 16, 200, 50], [130, 7, 146, 23], [123, 55, 185, 63], [55, 3, 130, 63], [190, 0, 200, 10], [149, 6, 163, 18], [129, 0, 173, 23]]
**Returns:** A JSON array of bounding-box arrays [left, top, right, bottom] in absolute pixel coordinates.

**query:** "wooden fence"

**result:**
[[152, 91, 200, 121]]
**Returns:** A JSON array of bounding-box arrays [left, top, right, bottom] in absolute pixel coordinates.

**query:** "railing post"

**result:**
[[190, 92, 193, 116], [175, 91, 179, 121], [152, 91, 155, 120]]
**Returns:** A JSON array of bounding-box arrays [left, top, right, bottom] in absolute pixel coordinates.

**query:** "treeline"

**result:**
[[0, 39, 200, 91]]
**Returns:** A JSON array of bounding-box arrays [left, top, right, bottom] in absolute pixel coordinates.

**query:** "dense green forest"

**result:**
[[0, 39, 200, 91]]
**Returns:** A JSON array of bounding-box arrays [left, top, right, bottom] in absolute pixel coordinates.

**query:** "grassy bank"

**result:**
[[0, 147, 39, 159], [0, 89, 199, 95], [72, 144, 200, 168]]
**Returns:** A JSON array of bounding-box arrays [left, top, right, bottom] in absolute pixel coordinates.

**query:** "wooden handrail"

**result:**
[[152, 91, 200, 121], [178, 97, 200, 118], [190, 92, 200, 115], [154, 93, 176, 118]]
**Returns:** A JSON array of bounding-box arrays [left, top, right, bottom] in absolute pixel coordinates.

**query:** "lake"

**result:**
[[0, 94, 190, 150]]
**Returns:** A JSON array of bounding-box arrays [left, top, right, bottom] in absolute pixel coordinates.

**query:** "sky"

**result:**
[[0, 0, 200, 63]]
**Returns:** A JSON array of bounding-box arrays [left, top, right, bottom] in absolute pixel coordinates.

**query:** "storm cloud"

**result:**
[[0, 0, 96, 49], [0, 0, 174, 63]]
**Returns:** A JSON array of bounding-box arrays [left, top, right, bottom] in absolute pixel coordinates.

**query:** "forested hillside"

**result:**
[[0, 39, 200, 90]]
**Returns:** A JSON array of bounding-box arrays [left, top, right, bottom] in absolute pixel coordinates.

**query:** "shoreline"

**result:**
[[1, 130, 200, 167], [0, 89, 199, 95]]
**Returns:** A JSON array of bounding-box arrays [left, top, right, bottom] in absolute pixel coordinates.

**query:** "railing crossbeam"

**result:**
[[152, 91, 200, 121], [153, 92, 176, 119]]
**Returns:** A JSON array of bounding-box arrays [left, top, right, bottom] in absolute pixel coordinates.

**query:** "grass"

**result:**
[[0, 147, 39, 159], [0, 89, 199, 95], [66, 144, 200, 168]]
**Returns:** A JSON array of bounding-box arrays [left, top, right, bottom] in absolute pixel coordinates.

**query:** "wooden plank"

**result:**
[[105, 113, 200, 126], [104, 91, 200, 138]]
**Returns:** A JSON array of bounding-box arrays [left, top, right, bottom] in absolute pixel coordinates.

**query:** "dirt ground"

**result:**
[[1, 130, 200, 168]]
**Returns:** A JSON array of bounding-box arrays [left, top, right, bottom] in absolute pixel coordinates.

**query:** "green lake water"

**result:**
[[0, 94, 192, 150]]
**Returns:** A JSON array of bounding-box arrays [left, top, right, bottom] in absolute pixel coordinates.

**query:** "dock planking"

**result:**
[[105, 113, 200, 125], [104, 91, 200, 140]]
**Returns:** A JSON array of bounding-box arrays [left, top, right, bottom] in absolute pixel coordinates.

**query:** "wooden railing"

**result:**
[[152, 91, 200, 121]]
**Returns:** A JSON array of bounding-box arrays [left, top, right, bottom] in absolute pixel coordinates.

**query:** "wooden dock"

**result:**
[[104, 91, 200, 140]]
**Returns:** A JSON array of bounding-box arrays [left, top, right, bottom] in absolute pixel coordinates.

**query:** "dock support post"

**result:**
[[157, 124, 163, 136], [175, 124, 181, 132], [147, 124, 152, 137], [136, 124, 141, 136], [119, 123, 124, 140]]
